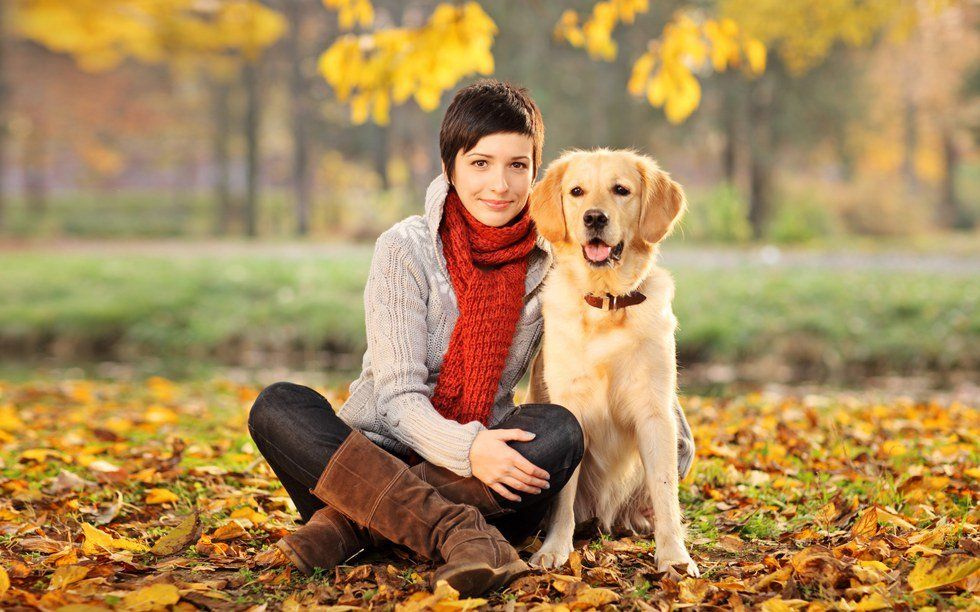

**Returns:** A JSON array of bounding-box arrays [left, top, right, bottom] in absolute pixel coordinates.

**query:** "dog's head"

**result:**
[[530, 149, 686, 269]]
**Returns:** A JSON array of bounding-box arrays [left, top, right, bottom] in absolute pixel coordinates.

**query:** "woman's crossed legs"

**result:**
[[247, 382, 584, 542]]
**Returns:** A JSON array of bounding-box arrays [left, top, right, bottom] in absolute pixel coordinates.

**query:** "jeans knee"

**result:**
[[248, 381, 294, 439], [513, 403, 584, 475]]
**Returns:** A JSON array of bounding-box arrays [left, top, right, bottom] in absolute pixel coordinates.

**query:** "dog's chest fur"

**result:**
[[538, 264, 677, 530]]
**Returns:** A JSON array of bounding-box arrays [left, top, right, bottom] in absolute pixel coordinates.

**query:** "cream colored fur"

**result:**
[[526, 149, 698, 576]]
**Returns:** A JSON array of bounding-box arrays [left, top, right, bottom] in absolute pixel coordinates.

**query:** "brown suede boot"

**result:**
[[273, 505, 373, 575], [310, 430, 529, 596], [271, 447, 511, 577]]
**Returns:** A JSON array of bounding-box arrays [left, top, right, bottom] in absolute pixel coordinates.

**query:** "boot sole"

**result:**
[[435, 559, 531, 597], [275, 539, 314, 576]]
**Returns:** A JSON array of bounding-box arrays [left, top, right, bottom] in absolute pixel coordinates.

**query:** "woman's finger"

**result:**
[[512, 452, 550, 481], [506, 462, 549, 489], [490, 481, 521, 503], [501, 476, 541, 495], [493, 429, 537, 443]]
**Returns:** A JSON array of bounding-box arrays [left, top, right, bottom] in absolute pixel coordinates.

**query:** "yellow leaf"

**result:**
[[229, 507, 267, 525], [19, 448, 72, 464], [211, 521, 247, 542], [851, 507, 880, 538], [81, 523, 148, 555], [744, 38, 766, 74], [48, 565, 90, 590], [852, 592, 890, 611], [121, 583, 181, 612], [145, 489, 179, 505], [0, 565, 9, 596], [677, 578, 711, 604], [151, 513, 200, 556], [573, 587, 620, 608], [907, 554, 980, 592]]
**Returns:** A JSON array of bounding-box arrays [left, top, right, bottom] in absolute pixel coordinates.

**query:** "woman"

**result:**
[[248, 80, 585, 597]]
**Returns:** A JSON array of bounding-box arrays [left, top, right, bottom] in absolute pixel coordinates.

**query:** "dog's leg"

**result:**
[[637, 394, 699, 576], [528, 464, 580, 569]]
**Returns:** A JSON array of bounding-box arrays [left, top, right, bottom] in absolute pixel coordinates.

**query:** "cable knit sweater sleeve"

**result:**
[[365, 231, 486, 476]]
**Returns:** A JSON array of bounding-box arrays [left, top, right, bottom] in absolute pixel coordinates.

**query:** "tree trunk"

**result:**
[[939, 128, 973, 229], [747, 76, 775, 239], [24, 121, 47, 217], [287, 0, 312, 236], [902, 95, 919, 193], [0, 4, 7, 231], [243, 60, 260, 238], [721, 76, 739, 185], [211, 79, 233, 235]]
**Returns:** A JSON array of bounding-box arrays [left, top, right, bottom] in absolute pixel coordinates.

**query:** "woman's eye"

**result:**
[[570, 187, 584, 197], [473, 160, 487, 167], [614, 185, 630, 196], [511, 162, 527, 169]]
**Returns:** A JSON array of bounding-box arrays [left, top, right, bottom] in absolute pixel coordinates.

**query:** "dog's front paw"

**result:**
[[529, 539, 575, 570], [656, 545, 700, 577]]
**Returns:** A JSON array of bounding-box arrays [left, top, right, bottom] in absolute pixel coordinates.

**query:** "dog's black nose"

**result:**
[[583, 209, 609, 229]]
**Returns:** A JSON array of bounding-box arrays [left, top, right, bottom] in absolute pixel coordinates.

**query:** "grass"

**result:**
[[0, 247, 977, 383]]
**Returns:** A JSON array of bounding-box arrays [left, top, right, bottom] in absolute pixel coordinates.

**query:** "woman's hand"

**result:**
[[469, 429, 550, 502]]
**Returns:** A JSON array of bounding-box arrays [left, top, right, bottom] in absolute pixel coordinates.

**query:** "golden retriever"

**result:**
[[525, 149, 698, 576]]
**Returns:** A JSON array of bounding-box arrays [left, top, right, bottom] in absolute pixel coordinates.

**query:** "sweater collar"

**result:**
[[424, 174, 552, 298]]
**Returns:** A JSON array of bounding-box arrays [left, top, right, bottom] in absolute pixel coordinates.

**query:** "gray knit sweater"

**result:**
[[336, 174, 553, 476]]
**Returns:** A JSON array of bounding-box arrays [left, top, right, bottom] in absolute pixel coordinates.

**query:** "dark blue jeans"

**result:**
[[247, 382, 584, 542]]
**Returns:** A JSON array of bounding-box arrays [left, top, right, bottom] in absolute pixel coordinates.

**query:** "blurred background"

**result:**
[[0, 0, 977, 396]]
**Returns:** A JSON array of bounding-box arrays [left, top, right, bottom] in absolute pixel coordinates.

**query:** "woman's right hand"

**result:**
[[469, 429, 550, 502]]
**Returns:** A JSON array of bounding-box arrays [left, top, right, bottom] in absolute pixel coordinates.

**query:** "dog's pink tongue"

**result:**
[[585, 242, 612, 262]]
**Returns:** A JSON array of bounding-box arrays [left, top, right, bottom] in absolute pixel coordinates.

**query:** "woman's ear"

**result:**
[[530, 157, 570, 244], [636, 155, 686, 244]]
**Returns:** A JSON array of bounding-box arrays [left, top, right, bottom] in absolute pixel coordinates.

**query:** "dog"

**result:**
[[525, 149, 699, 576]]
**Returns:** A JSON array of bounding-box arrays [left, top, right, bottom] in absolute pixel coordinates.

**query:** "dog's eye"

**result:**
[[570, 187, 584, 197], [613, 185, 630, 196]]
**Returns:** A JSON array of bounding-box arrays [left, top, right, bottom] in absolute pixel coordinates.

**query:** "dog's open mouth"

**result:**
[[582, 239, 624, 266]]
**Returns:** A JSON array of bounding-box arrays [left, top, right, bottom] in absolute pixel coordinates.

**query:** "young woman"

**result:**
[[247, 80, 586, 596]]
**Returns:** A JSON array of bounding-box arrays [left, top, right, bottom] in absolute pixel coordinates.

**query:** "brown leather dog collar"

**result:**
[[584, 291, 647, 310]]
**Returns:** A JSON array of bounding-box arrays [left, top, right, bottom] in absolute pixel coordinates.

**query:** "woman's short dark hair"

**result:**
[[439, 79, 544, 183]]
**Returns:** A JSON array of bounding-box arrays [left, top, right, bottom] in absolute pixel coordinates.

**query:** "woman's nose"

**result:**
[[490, 169, 509, 192]]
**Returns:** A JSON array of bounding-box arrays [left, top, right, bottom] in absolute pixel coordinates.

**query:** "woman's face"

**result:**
[[449, 132, 535, 227]]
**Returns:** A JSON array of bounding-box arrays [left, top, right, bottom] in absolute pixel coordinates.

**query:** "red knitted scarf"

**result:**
[[432, 190, 537, 426]]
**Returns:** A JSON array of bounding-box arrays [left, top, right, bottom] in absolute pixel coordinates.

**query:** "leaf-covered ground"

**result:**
[[0, 378, 977, 610]]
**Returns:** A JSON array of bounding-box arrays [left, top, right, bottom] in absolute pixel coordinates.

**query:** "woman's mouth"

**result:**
[[481, 199, 512, 210]]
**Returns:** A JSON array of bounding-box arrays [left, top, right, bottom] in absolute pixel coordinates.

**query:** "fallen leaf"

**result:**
[[48, 565, 90, 590], [121, 583, 181, 611], [851, 507, 880, 539], [151, 513, 200, 556], [44, 470, 96, 495], [0, 565, 9, 596], [81, 523, 148, 555], [211, 521, 247, 542], [907, 554, 980, 592], [144, 489, 179, 505], [571, 586, 620, 608]]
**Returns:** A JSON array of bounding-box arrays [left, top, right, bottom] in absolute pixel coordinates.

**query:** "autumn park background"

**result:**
[[0, 1, 978, 610]]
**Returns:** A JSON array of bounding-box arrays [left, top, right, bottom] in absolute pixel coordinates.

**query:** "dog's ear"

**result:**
[[636, 155, 686, 244], [530, 157, 570, 244]]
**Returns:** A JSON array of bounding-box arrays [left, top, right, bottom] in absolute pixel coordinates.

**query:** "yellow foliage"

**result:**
[[555, 0, 649, 61], [718, 0, 940, 76], [323, 0, 374, 30], [626, 13, 765, 124], [318, 2, 497, 125], [11, 0, 285, 71]]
